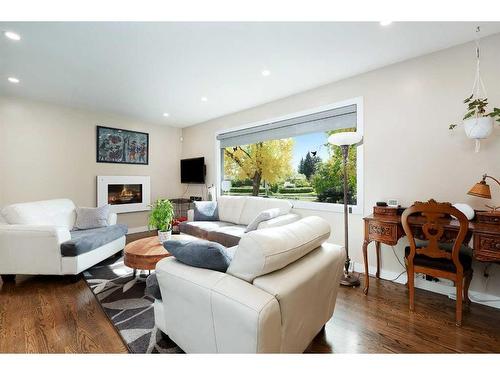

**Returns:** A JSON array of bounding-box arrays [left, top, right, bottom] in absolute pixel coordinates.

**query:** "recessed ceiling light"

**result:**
[[163, 112, 170, 117], [4, 31, 21, 41], [7, 77, 20, 84], [261, 69, 271, 77], [201, 96, 208, 102], [380, 21, 393, 26]]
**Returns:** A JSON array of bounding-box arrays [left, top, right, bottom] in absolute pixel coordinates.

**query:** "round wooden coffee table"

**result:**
[[124, 234, 191, 277]]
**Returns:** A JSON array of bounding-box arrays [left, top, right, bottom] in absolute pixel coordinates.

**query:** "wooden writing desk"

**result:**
[[362, 211, 500, 295]]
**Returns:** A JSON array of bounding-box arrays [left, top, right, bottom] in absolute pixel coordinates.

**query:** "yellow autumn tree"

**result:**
[[224, 139, 294, 196]]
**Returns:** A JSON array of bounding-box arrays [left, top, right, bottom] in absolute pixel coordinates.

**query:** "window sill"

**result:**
[[291, 200, 363, 215]]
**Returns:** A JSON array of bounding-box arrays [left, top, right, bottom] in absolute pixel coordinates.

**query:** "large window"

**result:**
[[216, 98, 363, 213]]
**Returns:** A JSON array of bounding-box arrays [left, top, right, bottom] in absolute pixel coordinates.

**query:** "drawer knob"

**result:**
[[496, 243, 500, 250]]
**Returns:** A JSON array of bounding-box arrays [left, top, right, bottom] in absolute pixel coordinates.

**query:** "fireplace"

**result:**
[[108, 184, 143, 205], [97, 176, 150, 213]]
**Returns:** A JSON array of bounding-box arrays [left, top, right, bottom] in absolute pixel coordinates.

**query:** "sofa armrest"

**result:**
[[0, 224, 71, 242], [107, 212, 118, 226], [155, 257, 281, 353], [252, 242, 345, 353], [0, 224, 71, 274], [187, 209, 194, 222], [257, 213, 301, 230]]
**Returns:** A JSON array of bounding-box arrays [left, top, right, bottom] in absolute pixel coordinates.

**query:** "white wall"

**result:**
[[181, 34, 500, 305], [0, 96, 184, 230]]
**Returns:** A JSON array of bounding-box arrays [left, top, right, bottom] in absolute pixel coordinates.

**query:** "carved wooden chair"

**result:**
[[401, 199, 473, 326]]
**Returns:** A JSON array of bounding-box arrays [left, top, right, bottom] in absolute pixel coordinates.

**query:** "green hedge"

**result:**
[[229, 186, 265, 194], [278, 187, 314, 194]]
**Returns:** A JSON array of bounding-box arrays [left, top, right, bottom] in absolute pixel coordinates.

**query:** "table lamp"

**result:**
[[468, 174, 500, 211], [327, 131, 363, 287]]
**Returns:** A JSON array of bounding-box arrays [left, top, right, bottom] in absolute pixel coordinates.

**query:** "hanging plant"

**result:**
[[448, 27, 499, 152], [449, 95, 500, 130]]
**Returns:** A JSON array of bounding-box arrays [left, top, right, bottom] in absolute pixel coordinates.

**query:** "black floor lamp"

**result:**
[[327, 131, 363, 287]]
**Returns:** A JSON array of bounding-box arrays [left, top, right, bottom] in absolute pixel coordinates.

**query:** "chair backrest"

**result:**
[[401, 199, 469, 273]]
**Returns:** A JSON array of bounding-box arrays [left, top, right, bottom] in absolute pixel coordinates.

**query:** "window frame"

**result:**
[[215, 96, 364, 215]]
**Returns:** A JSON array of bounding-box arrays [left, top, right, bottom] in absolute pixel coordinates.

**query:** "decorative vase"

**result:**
[[158, 230, 172, 243], [463, 117, 494, 152]]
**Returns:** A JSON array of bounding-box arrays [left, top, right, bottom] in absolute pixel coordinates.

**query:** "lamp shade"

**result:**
[[468, 180, 491, 199], [328, 132, 363, 146]]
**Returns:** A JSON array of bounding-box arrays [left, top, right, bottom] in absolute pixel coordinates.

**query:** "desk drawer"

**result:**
[[367, 222, 399, 244], [474, 234, 500, 262]]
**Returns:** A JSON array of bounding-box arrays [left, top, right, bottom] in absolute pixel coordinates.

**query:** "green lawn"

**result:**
[[224, 192, 319, 202]]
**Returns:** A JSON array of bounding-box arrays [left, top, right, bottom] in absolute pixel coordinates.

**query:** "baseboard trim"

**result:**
[[127, 226, 150, 234], [352, 262, 500, 310]]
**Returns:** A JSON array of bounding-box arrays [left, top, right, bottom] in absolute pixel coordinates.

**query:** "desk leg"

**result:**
[[375, 241, 381, 279], [363, 240, 370, 295]]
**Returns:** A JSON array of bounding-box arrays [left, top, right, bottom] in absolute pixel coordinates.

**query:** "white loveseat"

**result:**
[[0, 199, 126, 280], [180, 196, 301, 247], [155, 216, 345, 353]]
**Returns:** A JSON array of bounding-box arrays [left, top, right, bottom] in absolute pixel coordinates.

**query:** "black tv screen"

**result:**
[[180, 157, 205, 184]]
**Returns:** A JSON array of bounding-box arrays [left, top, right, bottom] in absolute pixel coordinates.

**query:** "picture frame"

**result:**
[[96, 125, 149, 165]]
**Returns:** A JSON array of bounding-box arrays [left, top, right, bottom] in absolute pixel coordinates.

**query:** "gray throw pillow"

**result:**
[[193, 201, 219, 221], [145, 273, 162, 300], [74, 204, 110, 230], [163, 238, 232, 272], [245, 208, 281, 233]]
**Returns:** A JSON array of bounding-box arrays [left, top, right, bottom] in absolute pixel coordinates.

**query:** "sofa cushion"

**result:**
[[1, 199, 76, 229], [60, 224, 128, 256], [74, 204, 110, 230], [227, 216, 331, 282], [238, 197, 293, 226], [179, 221, 233, 240], [163, 238, 233, 272], [245, 208, 280, 233], [217, 196, 247, 224], [207, 225, 247, 247], [193, 201, 219, 221]]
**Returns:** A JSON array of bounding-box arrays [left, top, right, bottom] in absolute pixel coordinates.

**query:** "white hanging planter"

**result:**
[[463, 117, 494, 152], [463, 117, 494, 139], [449, 27, 499, 152]]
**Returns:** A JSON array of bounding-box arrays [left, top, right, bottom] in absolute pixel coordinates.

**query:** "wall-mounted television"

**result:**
[[180, 157, 206, 184]]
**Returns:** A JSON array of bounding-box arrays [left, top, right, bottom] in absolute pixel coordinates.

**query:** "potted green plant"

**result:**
[[149, 199, 174, 243], [449, 95, 500, 142]]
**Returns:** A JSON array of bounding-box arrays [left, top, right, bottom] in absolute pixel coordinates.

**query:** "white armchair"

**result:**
[[154, 216, 345, 353], [0, 199, 125, 280]]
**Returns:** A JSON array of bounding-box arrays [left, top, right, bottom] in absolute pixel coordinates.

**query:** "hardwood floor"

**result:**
[[1, 233, 500, 353], [0, 274, 128, 353]]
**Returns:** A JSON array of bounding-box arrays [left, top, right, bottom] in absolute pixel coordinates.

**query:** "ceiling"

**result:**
[[1, 22, 500, 128]]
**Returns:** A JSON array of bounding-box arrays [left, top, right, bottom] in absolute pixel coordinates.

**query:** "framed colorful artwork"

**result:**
[[96, 126, 149, 165]]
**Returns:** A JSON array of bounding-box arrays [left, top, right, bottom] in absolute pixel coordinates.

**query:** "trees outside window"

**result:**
[[222, 130, 357, 205]]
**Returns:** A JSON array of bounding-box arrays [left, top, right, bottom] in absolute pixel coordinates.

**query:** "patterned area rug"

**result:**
[[83, 254, 183, 353]]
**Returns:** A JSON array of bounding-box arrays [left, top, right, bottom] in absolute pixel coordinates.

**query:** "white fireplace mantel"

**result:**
[[97, 175, 151, 214]]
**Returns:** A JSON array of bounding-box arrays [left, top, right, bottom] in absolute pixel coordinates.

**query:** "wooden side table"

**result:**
[[124, 236, 170, 277]]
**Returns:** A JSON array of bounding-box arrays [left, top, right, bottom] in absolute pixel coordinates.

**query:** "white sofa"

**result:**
[[155, 216, 345, 353], [0, 199, 126, 280], [180, 196, 301, 247]]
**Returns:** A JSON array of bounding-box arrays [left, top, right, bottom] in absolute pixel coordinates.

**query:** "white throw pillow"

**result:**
[[245, 208, 281, 233], [74, 204, 110, 230]]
